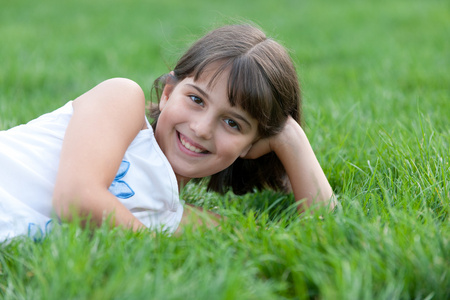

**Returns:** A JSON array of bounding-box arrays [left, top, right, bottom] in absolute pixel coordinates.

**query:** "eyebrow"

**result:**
[[187, 84, 210, 100], [186, 83, 253, 129]]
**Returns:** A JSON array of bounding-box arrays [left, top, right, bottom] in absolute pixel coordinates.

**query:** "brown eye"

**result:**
[[225, 119, 240, 130], [189, 95, 204, 106]]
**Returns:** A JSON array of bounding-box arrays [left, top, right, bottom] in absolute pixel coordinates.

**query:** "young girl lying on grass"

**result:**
[[0, 24, 335, 242]]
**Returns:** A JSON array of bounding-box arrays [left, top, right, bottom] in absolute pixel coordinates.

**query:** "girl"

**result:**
[[0, 24, 334, 242]]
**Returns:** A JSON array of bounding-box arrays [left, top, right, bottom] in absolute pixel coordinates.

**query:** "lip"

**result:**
[[177, 132, 209, 156]]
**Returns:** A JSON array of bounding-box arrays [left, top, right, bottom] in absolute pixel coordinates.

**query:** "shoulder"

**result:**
[[98, 77, 144, 95], [73, 78, 146, 118], [82, 77, 145, 104]]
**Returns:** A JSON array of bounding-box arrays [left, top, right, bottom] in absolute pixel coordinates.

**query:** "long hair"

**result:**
[[150, 24, 301, 195]]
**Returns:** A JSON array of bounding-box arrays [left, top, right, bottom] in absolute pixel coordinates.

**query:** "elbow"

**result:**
[[327, 193, 338, 212], [296, 189, 336, 215], [52, 191, 79, 221], [52, 187, 92, 222], [320, 187, 337, 212]]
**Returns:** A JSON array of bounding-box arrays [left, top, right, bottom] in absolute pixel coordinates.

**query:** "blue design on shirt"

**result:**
[[108, 160, 135, 199], [28, 219, 54, 242]]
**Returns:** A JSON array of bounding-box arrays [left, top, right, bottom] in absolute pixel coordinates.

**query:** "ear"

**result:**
[[159, 71, 177, 111]]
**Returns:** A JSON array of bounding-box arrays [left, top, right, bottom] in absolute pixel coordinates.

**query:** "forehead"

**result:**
[[187, 59, 274, 126], [191, 61, 230, 88], [180, 61, 230, 100], [180, 67, 259, 133]]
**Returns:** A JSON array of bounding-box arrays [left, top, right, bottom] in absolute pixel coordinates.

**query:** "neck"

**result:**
[[175, 174, 191, 192]]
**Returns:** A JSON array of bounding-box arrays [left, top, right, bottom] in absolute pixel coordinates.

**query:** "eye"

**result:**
[[189, 95, 204, 106], [224, 118, 240, 130]]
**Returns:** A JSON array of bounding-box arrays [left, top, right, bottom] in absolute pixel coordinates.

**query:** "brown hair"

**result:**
[[150, 24, 301, 195]]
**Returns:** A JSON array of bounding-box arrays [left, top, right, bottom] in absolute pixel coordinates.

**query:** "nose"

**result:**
[[190, 114, 214, 140]]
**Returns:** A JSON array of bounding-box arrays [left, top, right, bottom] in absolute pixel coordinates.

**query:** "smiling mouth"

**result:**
[[178, 133, 209, 154]]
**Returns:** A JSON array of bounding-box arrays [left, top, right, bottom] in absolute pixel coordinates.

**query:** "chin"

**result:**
[[177, 169, 213, 180]]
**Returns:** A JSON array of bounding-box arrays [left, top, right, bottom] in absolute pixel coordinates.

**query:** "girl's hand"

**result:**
[[242, 116, 298, 160], [243, 116, 335, 213]]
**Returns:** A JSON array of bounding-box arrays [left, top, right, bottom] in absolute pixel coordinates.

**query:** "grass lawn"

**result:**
[[1, 0, 449, 299]]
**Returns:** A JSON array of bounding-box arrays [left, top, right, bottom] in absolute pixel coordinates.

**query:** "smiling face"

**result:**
[[154, 66, 259, 186]]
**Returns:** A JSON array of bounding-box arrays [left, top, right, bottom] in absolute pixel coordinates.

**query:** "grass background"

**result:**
[[1, 0, 449, 299]]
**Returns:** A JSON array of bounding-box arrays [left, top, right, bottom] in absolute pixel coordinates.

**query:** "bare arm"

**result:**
[[52, 78, 148, 231], [175, 204, 221, 234], [244, 116, 336, 213]]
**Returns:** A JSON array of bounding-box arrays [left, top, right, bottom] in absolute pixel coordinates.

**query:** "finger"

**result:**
[[241, 138, 272, 159]]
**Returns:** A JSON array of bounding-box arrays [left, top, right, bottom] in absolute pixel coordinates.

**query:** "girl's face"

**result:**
[[155, 66, 259, 186]]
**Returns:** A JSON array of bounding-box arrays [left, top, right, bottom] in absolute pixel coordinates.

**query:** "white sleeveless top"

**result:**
[[0, 101, 183, 242]]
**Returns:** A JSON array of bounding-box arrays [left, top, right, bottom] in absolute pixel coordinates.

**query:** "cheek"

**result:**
[[216, 136, 251, 157], [154, 108, 177, 141], [158, 105, 181, 126], [164, 102, 187, 120]]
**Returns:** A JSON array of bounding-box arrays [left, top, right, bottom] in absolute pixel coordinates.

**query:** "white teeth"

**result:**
[[180, 135, 204, 153]]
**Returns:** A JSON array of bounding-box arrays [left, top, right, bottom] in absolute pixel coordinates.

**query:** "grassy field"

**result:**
[[1, 0, 449, 299]]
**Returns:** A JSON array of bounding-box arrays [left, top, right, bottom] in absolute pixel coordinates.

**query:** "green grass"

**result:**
[[1, 0, 449, 299]]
